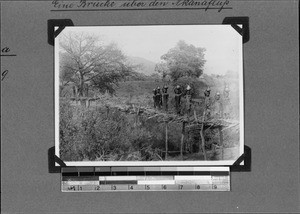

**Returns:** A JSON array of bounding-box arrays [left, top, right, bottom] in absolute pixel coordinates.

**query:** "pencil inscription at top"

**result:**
[[51, 0, 232, 12]]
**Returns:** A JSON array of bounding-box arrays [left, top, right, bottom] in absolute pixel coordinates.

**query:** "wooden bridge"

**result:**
[[63, 96, 239, 161], [103, 101, 239, 161]]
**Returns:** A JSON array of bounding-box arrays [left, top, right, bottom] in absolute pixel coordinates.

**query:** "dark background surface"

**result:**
[[1, 1, 299, 213]]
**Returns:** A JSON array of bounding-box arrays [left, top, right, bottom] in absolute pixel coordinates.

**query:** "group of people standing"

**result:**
[[203, 85, 231, 119], [152, 84, 193, 114], [152, 84, 231, 118], [152, 86, 169, 111]]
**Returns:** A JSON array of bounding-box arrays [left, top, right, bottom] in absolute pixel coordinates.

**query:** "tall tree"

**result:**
[[59, 33, 134, 96], [154, 62, 168, 80], [158, 40, 206, 82]]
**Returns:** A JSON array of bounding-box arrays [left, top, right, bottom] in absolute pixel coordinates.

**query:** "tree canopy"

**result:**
[[156, 40, 206, 82], [59, 33, 135, 96]]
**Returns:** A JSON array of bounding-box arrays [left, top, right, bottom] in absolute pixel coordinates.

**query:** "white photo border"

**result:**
[[54, 24, 244, 166]]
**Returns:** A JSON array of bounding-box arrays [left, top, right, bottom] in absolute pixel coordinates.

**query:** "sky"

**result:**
[[58, 25, 242, 75]]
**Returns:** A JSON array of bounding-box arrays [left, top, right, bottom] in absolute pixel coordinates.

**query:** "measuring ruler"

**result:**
[[61, 166, 230, 192]]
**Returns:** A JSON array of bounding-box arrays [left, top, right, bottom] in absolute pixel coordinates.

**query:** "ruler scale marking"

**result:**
[[61, 166, 230, 192]]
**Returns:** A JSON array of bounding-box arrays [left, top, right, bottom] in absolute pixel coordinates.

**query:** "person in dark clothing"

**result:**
[[174, 85, 183, 114], [204, 87, 211, 97], [185, 85, 192, 114], [156, 87, 162, 109], [162, 85, 169, 112], [203, 87, 212, 120], [152, 88, 157, 108]]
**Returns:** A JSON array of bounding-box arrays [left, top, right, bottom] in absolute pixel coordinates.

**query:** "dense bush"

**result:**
[[59, 94, 239, 162], [59, 100, 179, 161]]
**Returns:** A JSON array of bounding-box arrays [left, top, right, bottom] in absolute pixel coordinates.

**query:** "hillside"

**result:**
[[128, 56, 157, 76]]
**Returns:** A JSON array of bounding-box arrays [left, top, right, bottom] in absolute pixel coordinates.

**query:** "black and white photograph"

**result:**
[[55, 25, 244, 166], [2, 0, 299, 212]]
